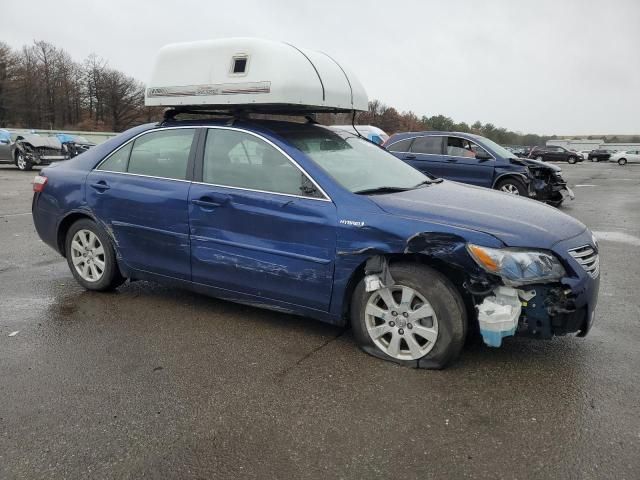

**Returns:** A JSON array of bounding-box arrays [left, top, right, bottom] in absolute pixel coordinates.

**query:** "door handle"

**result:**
[[191, 194, 230, 209], [90, 181, 110, 191], [446, 158, 458, 163], [405, 154, 416, 160], [192, 199, 222, 208]]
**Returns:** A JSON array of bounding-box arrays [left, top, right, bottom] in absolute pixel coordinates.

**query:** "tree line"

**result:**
[[1, 40, 635, 147], [0, 40, 155, 132]]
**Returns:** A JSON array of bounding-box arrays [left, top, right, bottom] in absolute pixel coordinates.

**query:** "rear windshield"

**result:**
[[276, 126, 427, 193]]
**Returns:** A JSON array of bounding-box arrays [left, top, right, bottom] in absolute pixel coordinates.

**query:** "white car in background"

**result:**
[[609, 150, 640, 165], [329, 125, 389, 145]]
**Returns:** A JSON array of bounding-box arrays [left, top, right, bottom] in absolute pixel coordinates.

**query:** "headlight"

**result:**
[[467, 244, 565, 284]]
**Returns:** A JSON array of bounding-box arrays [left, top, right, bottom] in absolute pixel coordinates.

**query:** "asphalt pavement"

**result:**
[[1, 161, 639, 479]]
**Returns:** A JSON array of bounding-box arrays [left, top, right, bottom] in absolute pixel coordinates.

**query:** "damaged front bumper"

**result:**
[[531, 175, 574, 206], [476, 235, 600, 347]]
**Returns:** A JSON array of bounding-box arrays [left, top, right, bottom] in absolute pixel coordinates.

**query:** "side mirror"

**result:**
[[475, 150, 492, 161]]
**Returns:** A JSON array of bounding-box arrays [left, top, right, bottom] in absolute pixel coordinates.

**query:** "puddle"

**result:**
[[593, 231, 640, 247]]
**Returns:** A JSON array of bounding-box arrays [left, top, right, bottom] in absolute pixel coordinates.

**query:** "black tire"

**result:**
[[535, 155, 544, 161], [494, 177, 528, 196], [351, 263, 467, 370], [618, 158, 627, 165], [590, 157, 598, 162], [567, 156, 577, 164], [64, 218, 125, 291], [15, 152, 33, 171]]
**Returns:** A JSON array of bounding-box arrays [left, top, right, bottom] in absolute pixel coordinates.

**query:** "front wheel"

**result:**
[[495, 177, 528, 196], [567, 156, 577, 164], [535, 155, 544, 161], [65, 219, 125, 291], [618, 158, 627, 165], [15, 152, 32, 171], [351, 263, 467, 369]]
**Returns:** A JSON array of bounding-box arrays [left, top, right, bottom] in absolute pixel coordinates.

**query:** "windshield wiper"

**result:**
[[354, 186, 413, 195], [414, 178, 443, 187]]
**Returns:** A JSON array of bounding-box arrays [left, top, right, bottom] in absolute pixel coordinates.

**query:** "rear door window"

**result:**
[[410, 136, 443, 155], [126, 129, 196, 180]]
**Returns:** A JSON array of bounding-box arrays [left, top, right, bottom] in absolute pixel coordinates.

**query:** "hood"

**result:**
[[369, 181, 586, 249], [518, 157, 562, 172], [19, 135, 62, 149]]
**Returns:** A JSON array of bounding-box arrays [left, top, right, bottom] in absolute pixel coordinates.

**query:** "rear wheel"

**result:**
[[618, 158, 627, 165], [495, 177, 527, 196], [15, 152, 32, 171], [351, 263, 466, 369], [65, 219, 125, 291], [535, 155, 544, 161]]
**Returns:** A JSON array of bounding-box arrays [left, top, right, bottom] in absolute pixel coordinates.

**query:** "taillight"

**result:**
[[33, 175, 48, 192]]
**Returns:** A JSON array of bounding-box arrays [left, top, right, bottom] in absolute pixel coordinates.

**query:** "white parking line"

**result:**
[[593, 231, 640, 247], [575, 184, 597, 187], [0, 212, 31, 218]]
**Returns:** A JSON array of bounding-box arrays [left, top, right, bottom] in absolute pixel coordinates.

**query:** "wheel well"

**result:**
[[341, 253, 475, 328], [493, 174, 524, 188], [57, 213, 94, 256]]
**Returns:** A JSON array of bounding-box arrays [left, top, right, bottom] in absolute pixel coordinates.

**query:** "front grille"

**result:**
[[568, 245, 599, 278]]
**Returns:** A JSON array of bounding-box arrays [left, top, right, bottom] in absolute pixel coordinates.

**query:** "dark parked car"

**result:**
[[588, 149, 616, 162], [56, 134, 96, 158], [529, 145, 584, 164], [31, 119, 599, 369], [383, 131, 573, 206]]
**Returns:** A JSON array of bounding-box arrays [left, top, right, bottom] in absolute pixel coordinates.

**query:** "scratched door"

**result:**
[[188, 128, 337, 311]]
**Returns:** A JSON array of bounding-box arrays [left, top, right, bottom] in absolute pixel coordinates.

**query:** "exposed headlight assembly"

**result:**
[[467, 244, 565, 284]]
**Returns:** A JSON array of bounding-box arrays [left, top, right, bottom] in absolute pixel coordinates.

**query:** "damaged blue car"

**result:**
[[32, 118, 600, 369]]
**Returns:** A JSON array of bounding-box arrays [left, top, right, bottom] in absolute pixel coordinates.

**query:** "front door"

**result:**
[[189, 127, 337, 311], [86, 128, 197, 280]]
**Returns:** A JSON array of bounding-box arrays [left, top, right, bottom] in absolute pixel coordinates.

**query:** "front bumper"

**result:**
[[518, 231, 600, 338], [531, 175, 574, 206]]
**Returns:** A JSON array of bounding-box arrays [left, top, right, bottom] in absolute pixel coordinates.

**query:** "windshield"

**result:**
[[277, 126, 429, 193], [469, 134, 516, 159]]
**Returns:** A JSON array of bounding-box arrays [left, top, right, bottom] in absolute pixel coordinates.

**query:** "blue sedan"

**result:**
[[32, 119, 600, 368]]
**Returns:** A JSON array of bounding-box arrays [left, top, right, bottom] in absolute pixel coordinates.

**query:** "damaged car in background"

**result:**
[[384, 131, 574, 206], [11, 134, 67, 171], [32, 38, 600, 369]]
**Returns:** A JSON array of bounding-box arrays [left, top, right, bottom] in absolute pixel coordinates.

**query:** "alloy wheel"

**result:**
[[500, 183, 520, 195], [365, 285, 439, 360], [16, 154, 26, 170], [70, 229, 106, 282]]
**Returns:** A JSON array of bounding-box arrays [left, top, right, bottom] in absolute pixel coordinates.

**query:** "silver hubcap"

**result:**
[[365, 285, 439, 360], [500, 184, 520, 195], [536, 156, 543, 161], [70, 229, 106, 282], [17, 154, 26, 169]]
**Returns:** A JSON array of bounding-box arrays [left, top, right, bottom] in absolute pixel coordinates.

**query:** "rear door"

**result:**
[[189, 127, 337, 311], [442, 136, 495, 186], [86, 127, 197, 280], [396, 135, 445, 178]]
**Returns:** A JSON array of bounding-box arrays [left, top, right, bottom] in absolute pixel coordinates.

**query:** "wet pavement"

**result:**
[[1, 162, 639, 479]]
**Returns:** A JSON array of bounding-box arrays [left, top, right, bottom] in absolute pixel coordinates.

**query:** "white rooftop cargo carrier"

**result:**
[[145, 38, 368, 113]]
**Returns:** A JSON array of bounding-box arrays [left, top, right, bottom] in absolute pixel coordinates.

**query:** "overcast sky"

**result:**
[[2, 0, 639, 135]]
